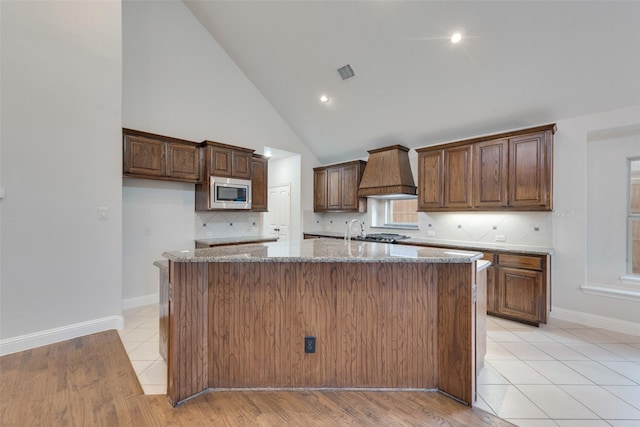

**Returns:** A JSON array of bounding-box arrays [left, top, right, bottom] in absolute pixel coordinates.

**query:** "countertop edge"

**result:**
[[163, 239, 483, 264]]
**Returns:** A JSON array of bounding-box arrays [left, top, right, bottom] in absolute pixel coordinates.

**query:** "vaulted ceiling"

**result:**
[[184, 1, 640, 164]]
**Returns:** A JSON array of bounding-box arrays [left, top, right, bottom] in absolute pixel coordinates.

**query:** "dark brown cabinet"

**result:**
[[123, 129, 202, 183], [196, 141, 271, 212], [314, 169, 328, 211], [484, 252, 549, 325], [417, 124, 555, 212], [204, 142, 253, 179], [509, 131, 552, 209], [444, 145, 473, 209], [474, 138, 508, 208], [417, 149, 444, 210], [251, 154, 269, 212], [313, 160, 367, 212], [418, 145, 472, 209]]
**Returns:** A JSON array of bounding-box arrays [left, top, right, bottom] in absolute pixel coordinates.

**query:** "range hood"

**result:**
[[358, 145, 417, 198]]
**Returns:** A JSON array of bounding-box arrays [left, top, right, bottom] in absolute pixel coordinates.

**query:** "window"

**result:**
[[629, 158, 640, 275], [370, 197, 418, 229], [385, 198, 418, 227]]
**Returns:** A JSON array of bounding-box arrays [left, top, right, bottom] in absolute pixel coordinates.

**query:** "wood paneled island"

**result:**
[[162, 239, 483, 407]]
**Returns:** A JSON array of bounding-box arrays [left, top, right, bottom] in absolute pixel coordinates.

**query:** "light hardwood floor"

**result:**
[[0, 330, 512, 426]]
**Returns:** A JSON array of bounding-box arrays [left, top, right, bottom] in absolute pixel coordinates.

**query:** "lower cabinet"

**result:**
[[486, 252, 549, 325]]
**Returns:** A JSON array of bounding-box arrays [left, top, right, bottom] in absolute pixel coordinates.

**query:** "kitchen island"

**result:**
[[162, 238, 483, 407]]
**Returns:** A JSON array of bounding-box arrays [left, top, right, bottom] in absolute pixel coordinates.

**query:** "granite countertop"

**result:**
[[163, 238, 483, 264], [303, 231, 553, 255], [398, 237, 553, 255], [195, 235, 278, 246]]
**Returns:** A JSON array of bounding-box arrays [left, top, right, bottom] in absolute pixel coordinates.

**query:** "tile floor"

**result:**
[[119, 305, 640, 426]]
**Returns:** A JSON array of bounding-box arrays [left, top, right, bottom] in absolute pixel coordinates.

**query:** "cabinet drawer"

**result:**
[[497, 253, 543, 270]]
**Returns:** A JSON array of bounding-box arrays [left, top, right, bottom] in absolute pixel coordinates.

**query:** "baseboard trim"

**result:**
[[550, 307, 640, 336], [0, 315, 124, 356], [122, 293, 158, 310]]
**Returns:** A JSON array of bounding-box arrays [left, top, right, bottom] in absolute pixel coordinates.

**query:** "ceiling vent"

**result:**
[[337, 64, 355, 81], [358, 145, 417, 198]]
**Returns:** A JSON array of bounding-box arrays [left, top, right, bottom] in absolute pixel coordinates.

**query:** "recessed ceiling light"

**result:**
[[320, 94, 330, 103], [451, 32, 462, 44]]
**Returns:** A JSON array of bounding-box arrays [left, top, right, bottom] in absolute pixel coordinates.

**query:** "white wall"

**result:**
[[122, 178, 194, 307], [0, 1, 123, 351], [552, 105, 640, 329], [122, 0, 320, 303]]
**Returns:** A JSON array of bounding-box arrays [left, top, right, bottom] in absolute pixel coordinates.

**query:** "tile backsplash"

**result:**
[[195, 211, 263, 238], [198, 209, 552, 247], [304, 210, 553, 247], [417, 211, 552, 247]]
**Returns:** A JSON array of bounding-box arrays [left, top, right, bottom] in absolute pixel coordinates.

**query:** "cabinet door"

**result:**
[[327, 167, 343, 210], [509, 131, 551, 209], [314, 169, 328, 212], [444, 145, 473, 209], [232, 151, 252, 179], [124, 135, 166, 177], [208, 146, 233, 177], [251, 156, 268, 212], [497, 267, 543, 324], [418, 150, 444, 210], [341, 163, 361, 210], [474, 139, 508, 208], [166, 142, 201, 182]]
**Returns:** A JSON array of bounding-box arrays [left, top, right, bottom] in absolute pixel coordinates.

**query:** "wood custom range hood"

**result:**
[[358, 144, 417, 197]]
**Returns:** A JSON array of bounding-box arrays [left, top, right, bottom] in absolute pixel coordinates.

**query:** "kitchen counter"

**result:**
[[195, 235, 278, 247], [164, 238, 483, 264], [303, 231, 553, 255], [163, 238, 483, 407]]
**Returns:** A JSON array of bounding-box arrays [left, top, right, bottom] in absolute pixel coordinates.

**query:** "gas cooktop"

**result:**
[[353, 233, 410, 243]]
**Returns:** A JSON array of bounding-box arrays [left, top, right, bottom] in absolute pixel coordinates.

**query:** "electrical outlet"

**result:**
[[495, 235, 506, 242], [304, 336, 316, 354], [426, 231, 436, 237]]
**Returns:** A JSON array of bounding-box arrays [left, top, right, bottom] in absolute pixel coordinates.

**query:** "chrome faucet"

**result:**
[[345, 219, 366, 241]]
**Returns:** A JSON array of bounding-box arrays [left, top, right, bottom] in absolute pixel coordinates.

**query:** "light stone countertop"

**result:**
[[163, 238, 483, 264], [303, 231, 553, 255]]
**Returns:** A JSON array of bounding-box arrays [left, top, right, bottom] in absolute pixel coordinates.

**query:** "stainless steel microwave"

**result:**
[[209, 176, 252, 209]]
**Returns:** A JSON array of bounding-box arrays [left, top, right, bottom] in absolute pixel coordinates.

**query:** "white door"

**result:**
[[267, 184, 291, 242]]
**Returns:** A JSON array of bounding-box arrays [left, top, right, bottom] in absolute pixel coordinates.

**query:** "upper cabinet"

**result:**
[[473, 138, 509, 208], [314, 160, 367, 212], [196, 140, 269, 212], [416, 124, 555, 212], [123, 129, 202, 183], [123, 129, 268, 212], [250, 154, 269, 212], [204, 141, 253, 179]]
